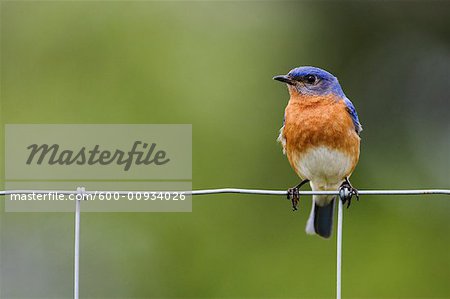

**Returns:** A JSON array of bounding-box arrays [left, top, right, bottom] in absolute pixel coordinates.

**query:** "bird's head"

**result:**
[[273, 66, 345, 98]]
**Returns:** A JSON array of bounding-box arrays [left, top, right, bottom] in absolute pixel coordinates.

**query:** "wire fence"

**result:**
[[2, 187, 450, 299]]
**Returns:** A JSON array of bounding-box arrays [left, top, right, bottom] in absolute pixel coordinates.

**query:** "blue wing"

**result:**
[[343, 97, 362, 134]]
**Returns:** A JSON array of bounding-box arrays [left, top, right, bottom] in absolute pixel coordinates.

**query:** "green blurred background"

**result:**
[[1, 1, 449, 298]]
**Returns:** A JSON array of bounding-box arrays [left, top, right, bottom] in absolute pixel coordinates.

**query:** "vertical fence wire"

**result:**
[[74, 187, 84, 299], [336, 198, 343, 299]]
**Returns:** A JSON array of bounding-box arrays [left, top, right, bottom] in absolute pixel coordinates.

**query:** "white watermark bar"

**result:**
[[5, 124, 192, 212]]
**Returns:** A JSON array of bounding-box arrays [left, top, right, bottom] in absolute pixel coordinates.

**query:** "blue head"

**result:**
[[273, 66, 345, 98]]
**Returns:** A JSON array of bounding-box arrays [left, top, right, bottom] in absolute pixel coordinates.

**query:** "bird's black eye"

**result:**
[[304, 75, 317, 84]]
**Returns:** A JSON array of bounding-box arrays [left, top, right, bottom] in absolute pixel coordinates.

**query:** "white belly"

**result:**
[[295, 146, 352, 190]]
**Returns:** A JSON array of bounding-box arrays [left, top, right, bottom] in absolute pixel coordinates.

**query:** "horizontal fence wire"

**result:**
[[1, 188, 450, 196]]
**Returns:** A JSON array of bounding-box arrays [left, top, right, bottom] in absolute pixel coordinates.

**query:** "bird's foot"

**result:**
[[287, 187, 300, 211], [287, 179, 309, 211], [339, 179, 359, 208]]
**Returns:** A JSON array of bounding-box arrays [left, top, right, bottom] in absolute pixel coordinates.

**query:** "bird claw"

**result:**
[[287, 187, 300, 211], [339, 181, 359, 208], [286, 179, 309, 211]]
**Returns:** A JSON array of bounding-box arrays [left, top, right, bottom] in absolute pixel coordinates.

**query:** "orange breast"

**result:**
[[282, 94, 360, 177]]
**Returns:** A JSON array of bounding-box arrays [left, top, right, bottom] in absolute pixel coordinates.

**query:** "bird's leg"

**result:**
[[339, 177, 359, 208], [287, 179, 310, 211]]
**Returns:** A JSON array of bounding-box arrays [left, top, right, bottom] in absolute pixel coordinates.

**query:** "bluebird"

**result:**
[[274, 66, 362, 238]]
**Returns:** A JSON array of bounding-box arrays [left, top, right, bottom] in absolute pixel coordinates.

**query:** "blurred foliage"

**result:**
[[1, 1, 449, 298]]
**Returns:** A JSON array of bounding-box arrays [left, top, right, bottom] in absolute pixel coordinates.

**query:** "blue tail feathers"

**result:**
[[313, 198, 335, 238]]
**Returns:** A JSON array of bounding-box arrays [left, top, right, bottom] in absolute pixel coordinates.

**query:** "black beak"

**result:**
[[273, 75, 295, 85]]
